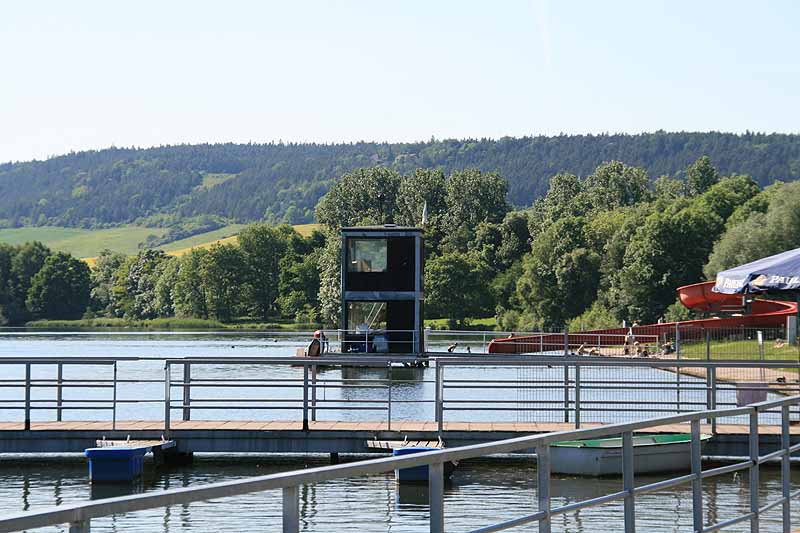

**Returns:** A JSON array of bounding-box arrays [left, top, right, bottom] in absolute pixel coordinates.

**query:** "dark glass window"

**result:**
[[347, 239, 387, 272], [347, 301, 387, 331]]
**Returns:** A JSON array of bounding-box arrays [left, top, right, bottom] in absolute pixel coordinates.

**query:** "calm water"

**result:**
[[0, 455, 796, 532], [0, 332, 795, 531]]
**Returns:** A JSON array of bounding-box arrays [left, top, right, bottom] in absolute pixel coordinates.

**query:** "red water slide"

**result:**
[[488, 281, 797, 354]]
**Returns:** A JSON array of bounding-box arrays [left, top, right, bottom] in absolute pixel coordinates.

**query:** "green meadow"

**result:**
[[0, 226, 167, 257]]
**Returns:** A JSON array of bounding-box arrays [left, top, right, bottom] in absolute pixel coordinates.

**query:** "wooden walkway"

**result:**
[[1, 420, 797, 435]]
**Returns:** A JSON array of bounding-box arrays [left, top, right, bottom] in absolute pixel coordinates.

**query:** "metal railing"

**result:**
[[0, 357, 155, 430], [0, 355, 795, 434], [0, 394, 797, 533], [157, 356, 800, 434]]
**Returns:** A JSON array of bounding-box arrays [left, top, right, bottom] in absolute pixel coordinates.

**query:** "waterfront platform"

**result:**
[[0, 420, 796, 456]]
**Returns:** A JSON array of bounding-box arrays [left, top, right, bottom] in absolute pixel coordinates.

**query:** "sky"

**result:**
[[1, 0, 799, 163]]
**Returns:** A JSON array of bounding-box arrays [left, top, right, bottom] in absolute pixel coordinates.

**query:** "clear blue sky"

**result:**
[[2, 0, 799, 163]]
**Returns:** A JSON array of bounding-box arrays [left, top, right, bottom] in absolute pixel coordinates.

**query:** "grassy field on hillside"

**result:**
[[0, 223, 322, 261], [158, 224, 246, 252], [0, 226, 167, 257]]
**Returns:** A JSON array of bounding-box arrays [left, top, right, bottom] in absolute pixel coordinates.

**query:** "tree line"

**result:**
[[3, 132, 800, 235], [1, 158, 798, 329]]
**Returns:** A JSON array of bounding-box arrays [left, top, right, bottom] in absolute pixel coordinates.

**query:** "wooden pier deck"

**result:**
[[0, 420, 797, 435]]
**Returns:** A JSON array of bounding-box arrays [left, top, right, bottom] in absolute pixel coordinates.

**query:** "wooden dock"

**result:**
[[0, 420, 796, 434], [0, 420, 795, 457]]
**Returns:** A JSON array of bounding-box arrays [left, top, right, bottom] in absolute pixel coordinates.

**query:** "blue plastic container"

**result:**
[[85, 447, 147, 483], [393, 447, 437, 482]]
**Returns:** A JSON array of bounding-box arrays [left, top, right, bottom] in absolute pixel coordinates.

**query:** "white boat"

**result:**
[[550, 433, 712, 476]]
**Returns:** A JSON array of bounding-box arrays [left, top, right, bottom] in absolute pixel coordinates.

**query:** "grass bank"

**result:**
[[424, 316, 497, 330], [25, 317, 322, 331]]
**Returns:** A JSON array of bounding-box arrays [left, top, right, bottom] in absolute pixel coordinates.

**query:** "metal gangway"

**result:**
[[0, 395, 797, 533]]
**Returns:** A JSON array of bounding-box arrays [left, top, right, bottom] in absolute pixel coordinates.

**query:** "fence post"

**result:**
[[387, 361, 392, 431], [311, 364, 317, 422], [182, 363, 191, 422], [622, 431, 635, 533], [675, 324, 681, 357], [710, 368, 717, 434], [691, 419, 703, 532], [302, 365, 309, 431], [563, 328, 569, 356], [705, 329, 711, 360], [112, 362, 118, 431], [435, 362, 444, 435], [282, 486, 299, 533], [429, 461, 444, 533], [563, 365, 570, 424], [24, 363, 31, 431], [574, 365, 581, 429], [748, 410, 760, 533], [164, 362, 171, 438], [781, 405, 791, 532], [536, 444, 551, 533], [56, 363, 63, 423]]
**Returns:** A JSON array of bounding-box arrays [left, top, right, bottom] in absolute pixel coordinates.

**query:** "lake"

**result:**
[[0, 331, 795, 532]]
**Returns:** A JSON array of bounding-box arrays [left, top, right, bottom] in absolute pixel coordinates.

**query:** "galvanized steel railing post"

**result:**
[[429, 461, 444, 533], [163, 363, 171, 437], [69, 519, 90, 532], [282, 485, 299, 533], [563, 328, 569, 356], [302, 365, 309, 431], [387, 361, 392, 431], [24, 363, 31, 431], [112, 362, 117, 430], [563, 365, 570, 424], [182, 363, 191, 422], [690, 419, 703, 532], [435, 362, 443, 435], [781, 404, 791, 532], [536, 444, 551, 533], [574, 365, 581, 429], [748, 410, 759, 533], [710, 367, 717, 434], [56, 363, 63, 422], [622, 431, 635, 533], [311, 364, 317, 422]]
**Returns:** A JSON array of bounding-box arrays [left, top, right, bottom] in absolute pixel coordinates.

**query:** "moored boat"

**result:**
[[550, 433, 712, 476]]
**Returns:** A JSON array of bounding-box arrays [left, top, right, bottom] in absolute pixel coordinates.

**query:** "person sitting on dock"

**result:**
[[577, 343, 600, 356], [306, 333, 322, 357], [660, 340, 675, 355], [637, 343, 650, 357], [774, 339, 786, 349]]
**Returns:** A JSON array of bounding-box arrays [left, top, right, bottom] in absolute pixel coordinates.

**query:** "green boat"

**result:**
[[550, 433, 712, 476]]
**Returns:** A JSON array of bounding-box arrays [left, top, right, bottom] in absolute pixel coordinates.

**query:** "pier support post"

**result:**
[[536, 444, 551, 533], [69, 519, 90, 532], [690, 420, 703, 532], [781, 405, 791, 532], [748, 410, 760, 533], [429, 461, 444, 533], [282, 486, 299, 533], [622, 432, 635, 533]]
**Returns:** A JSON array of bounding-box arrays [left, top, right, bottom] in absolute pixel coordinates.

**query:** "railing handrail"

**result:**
[[0, 394, 797, 533], [162, 355, 800, 368]]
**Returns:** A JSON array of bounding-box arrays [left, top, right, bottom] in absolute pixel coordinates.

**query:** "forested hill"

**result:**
[[2, 132, 800, 228]]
